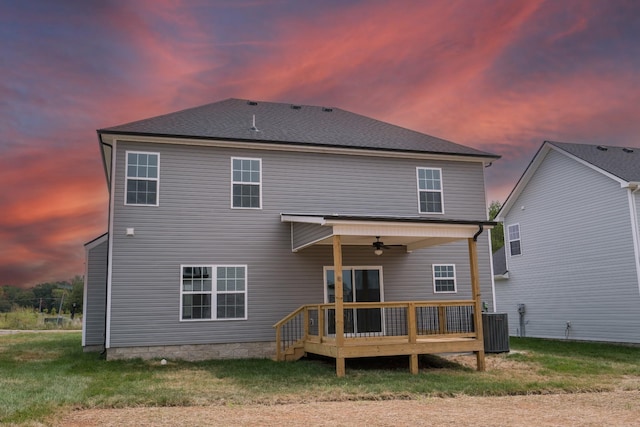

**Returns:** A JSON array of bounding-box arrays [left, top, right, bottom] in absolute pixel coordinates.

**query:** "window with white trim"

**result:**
[[231, 157, 261, 208], [433, 264, 456, 293], [417, 167, 443, 213], [507, 224, 522, 256], [181, 265, 247, 320], [125, 151, 159, 205]]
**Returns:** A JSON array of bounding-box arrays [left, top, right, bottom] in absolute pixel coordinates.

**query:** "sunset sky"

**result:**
[[2, 0, 640, 288]]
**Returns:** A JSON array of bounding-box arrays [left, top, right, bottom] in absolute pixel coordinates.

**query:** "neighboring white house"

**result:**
[[495, 141, 640, 343]]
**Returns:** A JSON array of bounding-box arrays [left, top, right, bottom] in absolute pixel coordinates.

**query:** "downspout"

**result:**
[[488, 228, 497, 312], [101, 137, 116, 355], [629, 185, 640, 296], [473, 224, 484, 241]]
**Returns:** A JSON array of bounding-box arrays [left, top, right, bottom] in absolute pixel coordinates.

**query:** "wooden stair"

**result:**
[[281, 338, 306, 361]]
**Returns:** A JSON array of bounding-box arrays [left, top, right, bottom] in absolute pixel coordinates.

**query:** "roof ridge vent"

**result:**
[[596, 145, 608, 151], [622, 147, 634, 153], [322, 107, 333, 112], [291, 104, 301, 110], [247, 101, 258, 106]]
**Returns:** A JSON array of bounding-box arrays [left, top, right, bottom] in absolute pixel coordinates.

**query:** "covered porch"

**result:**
[[275, 214, 494, 377]]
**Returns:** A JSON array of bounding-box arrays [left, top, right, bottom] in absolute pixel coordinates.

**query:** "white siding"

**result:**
[[496, 149, 640, 343]]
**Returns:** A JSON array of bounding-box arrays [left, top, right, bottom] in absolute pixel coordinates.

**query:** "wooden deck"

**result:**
[[274, 301, 485, 375], [274, 236, 487, 377]]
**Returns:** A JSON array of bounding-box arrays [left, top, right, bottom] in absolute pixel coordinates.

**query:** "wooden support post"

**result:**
[[318, 304, 325, 341], [333, 235, 345, 377], [468, 237, 486, 372], [275, 325, 281, 361], [438, 305, 447, 335], [408, 302, 419, 374], [303, 306, 309, 340], [407, 302, 417, 343], [409, 354, 419, 375], [336, 357, 346, 377]]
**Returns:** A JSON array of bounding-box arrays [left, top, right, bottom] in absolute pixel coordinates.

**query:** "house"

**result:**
[[83, 98, 500, 376], [495, 141, 640, 343]]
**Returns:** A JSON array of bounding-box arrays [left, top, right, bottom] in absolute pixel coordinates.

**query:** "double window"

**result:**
[[181, 265, 247, 321], [231, 157, 261, 208], [433, 264, 456, 293], [507, 224, 522, 256], [417, 167, 443, 214], [125, 151, 159, 206]]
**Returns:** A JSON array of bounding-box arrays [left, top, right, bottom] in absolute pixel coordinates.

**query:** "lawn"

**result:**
[[0, 332, 639, 425]]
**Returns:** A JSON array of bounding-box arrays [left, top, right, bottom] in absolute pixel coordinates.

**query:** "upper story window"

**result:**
[[507, 224, 522, 256], [416, 167, 443, 214], [181, 265, 247, 321], [125, 151, 159, 206], [231, 157, 261, 209], [433, 264, 457, 293]]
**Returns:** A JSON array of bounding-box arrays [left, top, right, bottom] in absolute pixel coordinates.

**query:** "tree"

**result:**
[[0, 287, 11, 312], [32, 282, 59, 312], [488, 200, 504, 253], [67, 276, 84, 313]]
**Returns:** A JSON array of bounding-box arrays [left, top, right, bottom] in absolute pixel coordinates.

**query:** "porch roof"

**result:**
[[281, 213, 495, 252]]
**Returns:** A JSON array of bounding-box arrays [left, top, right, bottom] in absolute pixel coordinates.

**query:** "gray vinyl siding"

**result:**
[[496, 149, 640, 343], [292, 222, 333, 250], [84, 238, 108, 347], [108, 141, 493, 348]]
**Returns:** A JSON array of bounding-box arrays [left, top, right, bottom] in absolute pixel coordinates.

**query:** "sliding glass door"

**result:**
[[325, 267, 383, 335]]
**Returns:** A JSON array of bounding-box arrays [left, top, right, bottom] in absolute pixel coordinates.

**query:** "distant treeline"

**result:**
[[0, 276, 83, 314]]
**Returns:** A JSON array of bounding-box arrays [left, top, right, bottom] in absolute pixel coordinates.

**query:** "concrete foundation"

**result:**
[[105, 341, 276, 361]]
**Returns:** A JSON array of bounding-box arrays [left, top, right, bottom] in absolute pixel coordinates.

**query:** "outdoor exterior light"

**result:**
[[374, 248, 383, 256]]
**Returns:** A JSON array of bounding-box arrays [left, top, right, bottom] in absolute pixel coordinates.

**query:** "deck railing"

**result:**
[[274, 300, 477, 360]]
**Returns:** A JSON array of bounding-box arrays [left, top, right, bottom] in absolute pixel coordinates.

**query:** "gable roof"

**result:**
[[547, 141, 640, 183], [98, 98, 499, 160], [497, 140, 640, 221]]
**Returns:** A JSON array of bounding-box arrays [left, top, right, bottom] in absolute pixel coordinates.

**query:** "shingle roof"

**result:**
[[98, 98, 499, 159], [548, 141, 640, 182]]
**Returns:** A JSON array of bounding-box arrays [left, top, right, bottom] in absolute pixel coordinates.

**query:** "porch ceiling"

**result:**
[[281, 213, 496, 253]]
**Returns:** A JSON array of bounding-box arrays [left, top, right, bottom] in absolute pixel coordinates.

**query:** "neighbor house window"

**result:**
[[433, 264, 456, 293], [125, 151, 159, 206], [417, 167, 443, 213], [231, 157, 261, 208], [181, 265, 247, 321], [507, 224, 522, 256]]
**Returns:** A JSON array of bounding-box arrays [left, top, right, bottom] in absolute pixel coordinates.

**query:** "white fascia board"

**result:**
[[496, 143, 551, 222], [549, 145, 629, 187], [84, 233, 108, 250], [627, 187, 640, 295], [496, 141, 631, 221], [280, 214, 327, 224], [330, 222, 479, 239], [99, 133, 496, 164], [105, 139, 117, 349]]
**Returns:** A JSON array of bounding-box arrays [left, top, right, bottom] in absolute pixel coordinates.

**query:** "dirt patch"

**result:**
[[54, 391, 640, 426]]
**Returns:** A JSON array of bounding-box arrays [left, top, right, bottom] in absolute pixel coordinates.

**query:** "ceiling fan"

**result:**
[[372, 236, 390, 256]]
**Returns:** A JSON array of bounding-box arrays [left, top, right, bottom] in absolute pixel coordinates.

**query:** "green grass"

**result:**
[[0, 333, 639, 424], [0, 307, 81, 330]]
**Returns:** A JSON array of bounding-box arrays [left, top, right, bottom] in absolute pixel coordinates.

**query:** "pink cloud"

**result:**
[[3, 0, 640, 287]]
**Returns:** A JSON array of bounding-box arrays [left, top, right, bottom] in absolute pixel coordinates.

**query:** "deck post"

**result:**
[[468, 237, 486, 371], [275, 324, 282, 361], [408, 302, 419, 375], [333, 235, 346, 377], [410, 353, 419, 375]]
